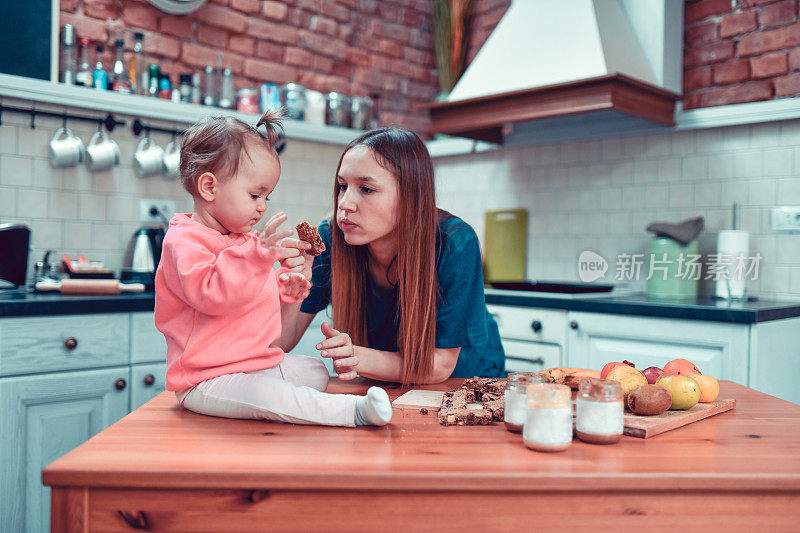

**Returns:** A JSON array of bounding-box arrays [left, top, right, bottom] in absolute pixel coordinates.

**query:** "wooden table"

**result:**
[[44, 380, 800, 532]]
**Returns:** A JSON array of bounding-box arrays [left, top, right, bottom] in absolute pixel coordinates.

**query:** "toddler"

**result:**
[[154, 111, 392, 427]]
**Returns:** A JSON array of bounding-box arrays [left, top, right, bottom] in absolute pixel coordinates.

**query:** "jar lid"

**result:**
[[327, 92, 350, 102], [281, 83, 305, 91], [578, 378, 622, 400], [527, 383, 571, 407], [236, 87, 259, 96]]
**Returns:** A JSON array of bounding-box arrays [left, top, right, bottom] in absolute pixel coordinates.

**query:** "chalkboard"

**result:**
[[0, 0, 55, 80]]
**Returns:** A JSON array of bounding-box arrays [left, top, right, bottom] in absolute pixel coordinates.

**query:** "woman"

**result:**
[[277, 127, 504, 384]]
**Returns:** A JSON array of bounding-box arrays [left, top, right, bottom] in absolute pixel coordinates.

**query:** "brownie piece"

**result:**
[[438, 407, 493, 426], [438, 389, 491, 426], [482, 397, 504, 421], [295, 221, 326, 256], [462, 377, 506, 397]]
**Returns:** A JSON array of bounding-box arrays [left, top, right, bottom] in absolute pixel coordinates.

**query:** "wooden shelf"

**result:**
[[0, 73, 362, 146]]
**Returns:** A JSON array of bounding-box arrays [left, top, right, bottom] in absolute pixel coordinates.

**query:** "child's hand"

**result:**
[[317, 322, 358, 380], [260, 212, 313, 278], [260, 212, 294, 256], [278, 271, 311, 301]]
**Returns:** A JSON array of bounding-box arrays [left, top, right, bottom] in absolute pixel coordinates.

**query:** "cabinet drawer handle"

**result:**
[[64, 337, 78, 350], [143, 374, 155, 386], [117, 510, 150, 529], [530, 320, 542, 333], [570, 321, 579, 330], [115, 378, 127, 391], [531, 357, 544, 365], [249, 489, 270, 503]]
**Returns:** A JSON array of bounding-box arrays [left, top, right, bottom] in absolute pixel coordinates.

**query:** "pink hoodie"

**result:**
[[155, 214, 295, 391]]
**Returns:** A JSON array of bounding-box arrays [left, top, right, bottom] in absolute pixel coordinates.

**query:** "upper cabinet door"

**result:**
[[0, 367, 130, 533]]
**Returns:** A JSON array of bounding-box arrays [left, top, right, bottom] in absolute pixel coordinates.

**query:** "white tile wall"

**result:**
[[435, 121, 800, 300], [0, 106, 343, 282]]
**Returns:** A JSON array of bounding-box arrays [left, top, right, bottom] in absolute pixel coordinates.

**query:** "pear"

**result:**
[[606, 365, 648, 403]]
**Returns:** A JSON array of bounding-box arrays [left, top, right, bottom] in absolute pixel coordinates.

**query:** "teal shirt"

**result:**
[[300, 216, 505, 378]]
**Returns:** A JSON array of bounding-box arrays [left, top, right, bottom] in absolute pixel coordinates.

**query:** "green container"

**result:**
[[646, 237, 699, 300]]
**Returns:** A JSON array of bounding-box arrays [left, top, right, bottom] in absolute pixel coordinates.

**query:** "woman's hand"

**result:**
[[317, 322, 359, 380], [278, 271, 311, 301]]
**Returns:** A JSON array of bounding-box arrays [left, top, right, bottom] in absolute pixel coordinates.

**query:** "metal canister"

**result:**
[[279, 83, 306, 120], [326, 92, 351, 128], [236, 88, 260, 115], [351, 96, 374, 130]]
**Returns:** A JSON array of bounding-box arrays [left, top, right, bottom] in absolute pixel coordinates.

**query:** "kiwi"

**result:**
[[627, 384, 672, 416]]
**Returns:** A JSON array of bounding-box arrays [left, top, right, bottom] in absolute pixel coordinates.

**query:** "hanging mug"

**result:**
[[133, 137, 165, 177], [85, 131, 120, 172], [162, 140, 180, 179], [48, 127, 84, 167]]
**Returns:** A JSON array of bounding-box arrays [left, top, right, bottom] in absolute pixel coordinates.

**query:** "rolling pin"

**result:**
[[35, 279, 146, 295]]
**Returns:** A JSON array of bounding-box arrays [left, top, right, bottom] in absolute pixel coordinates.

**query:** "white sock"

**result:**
[[354, 386, 392, 426]]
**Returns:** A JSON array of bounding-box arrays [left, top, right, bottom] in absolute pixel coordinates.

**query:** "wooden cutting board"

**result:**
[[392, 389, 445, 411], [623, 398, 736, 438]]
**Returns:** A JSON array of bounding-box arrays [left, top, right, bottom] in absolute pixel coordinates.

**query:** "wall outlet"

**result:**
[[771, 206, 800, 232], [139, 199, 176, 225]]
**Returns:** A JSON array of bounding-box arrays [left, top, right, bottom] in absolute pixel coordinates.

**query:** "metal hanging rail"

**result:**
[[0, 102, 124, 131], [131, 118, 183, 138]]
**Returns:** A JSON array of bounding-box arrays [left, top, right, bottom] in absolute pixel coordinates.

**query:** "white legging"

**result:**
[[176, 353, 359, 427]]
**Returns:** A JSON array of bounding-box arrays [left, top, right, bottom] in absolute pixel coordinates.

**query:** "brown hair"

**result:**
[[179, 110, 283, 196], [330, 128, 438, 385]]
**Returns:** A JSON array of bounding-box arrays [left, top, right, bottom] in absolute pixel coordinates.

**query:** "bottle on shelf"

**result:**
[[111, 39, 132, 93], [203, 65, 216, 106], [157, 73, 172, 100], [147, 64, 160, 97], [92, 45, 108, 90], [179, 73, 192, 103], [129, 32, 144, 95], [75, 37, 93, 87], [218, 66, 234, 109], [190, 72, 201, 105], [60, 24, 76, 85]]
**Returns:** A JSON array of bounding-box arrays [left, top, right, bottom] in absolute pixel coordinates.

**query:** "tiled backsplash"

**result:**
[[434, 121, 800, 300], [2, 106, 799, 300], [0, 106, 341, 282]]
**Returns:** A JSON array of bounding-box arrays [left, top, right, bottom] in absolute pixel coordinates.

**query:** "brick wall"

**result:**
[[59, 0, 438, 132], [58, 0, 800, 135], [465, 0, 510, 65], [684, 0, 800, 108]]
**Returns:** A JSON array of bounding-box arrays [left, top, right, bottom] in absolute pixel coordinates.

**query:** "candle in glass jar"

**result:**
[[523, 383, 573, 452]]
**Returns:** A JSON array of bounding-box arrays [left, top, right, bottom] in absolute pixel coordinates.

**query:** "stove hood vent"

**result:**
[[426, 0, 684, 145]]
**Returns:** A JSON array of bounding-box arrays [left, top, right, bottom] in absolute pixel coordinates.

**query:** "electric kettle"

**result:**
[[121, 226, 165, 289]]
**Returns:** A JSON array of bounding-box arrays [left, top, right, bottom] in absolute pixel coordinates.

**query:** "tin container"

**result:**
[[280, 83, 306, 120], [326, 92, 351, 128], [351, 96, 374, 130]]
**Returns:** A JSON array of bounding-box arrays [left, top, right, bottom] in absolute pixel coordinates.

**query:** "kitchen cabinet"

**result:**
[[0, 311, 167, 533], [488, 304, 799, 405], [487, 304, 566, 374], [0, 367, 129, 533]]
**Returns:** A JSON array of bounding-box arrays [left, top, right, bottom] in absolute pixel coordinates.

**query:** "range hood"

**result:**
[[426, 0, 683, 145]]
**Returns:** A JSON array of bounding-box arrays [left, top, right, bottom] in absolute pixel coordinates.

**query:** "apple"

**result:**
[[642, 366, 664, 385], [656, 374, 700, 410], [600, 360, 635, 379]]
